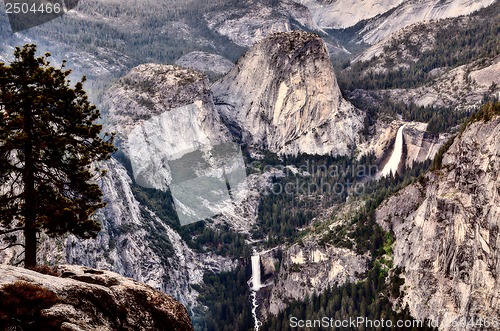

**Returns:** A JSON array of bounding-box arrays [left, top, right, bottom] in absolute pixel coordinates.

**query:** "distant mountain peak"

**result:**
[[212, 31, 362, 155]]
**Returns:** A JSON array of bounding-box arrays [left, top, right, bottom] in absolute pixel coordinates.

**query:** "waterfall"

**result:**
[[250, 291, 261, 331], [250, 253, 262, 330], [380, 124, 405, 178], [251, 254, 262, 290]]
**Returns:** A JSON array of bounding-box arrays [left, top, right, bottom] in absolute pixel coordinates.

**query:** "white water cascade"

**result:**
[[250, 253, 263, 330], [251, 254, 262, 290], [380, 124, 406, 178]]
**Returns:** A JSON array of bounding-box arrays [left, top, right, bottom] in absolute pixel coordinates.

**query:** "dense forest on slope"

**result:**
[[251, 152, 376, 246], [319, 160, 431, 257], [338, 1, 499, 91], [192, 264, 254, 331], [349, 92, 478, 135], [133, 184, 251, 258]]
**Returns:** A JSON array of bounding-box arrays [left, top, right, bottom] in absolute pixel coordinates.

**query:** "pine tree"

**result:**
[[0, 44, 115, 268]]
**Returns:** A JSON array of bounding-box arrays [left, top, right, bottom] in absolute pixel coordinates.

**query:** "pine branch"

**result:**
[[7, 171, 23, 195], [12, 248, 25, 266], [0, 193, 22, 203], [0, 227, 25, 235], [0, 243, 24, 251]]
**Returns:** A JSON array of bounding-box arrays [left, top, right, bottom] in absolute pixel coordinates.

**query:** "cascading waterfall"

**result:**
[[250, 253, 262, 330], [380, 124, 406, 178], [251, 254, 262, 290]]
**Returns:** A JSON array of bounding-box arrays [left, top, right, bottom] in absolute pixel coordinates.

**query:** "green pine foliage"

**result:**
[[320, 160, 431, 258], [468, 101, 500, 123], [191, 263, 254, 331], [0, 44, 116, 267]]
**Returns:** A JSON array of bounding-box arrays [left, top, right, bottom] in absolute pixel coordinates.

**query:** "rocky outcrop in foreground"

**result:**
[[0, 265, 193, 331], [376, 115, 500, 330]]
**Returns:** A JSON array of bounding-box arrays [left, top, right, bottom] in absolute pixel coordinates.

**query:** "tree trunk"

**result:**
[[23, 96, 37, 269], [24, 223, 37, 268]]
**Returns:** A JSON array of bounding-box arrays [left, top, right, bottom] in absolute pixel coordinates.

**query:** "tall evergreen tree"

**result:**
[[0, 44, 115, 268]]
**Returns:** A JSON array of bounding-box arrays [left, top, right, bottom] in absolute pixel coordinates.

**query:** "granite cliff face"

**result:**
[[0, 265, 193, 331], [402, 122, 449, 167], [358, 0, 495, 44], [292, 0, 404, 28], [213, 31, 362, 156], [376, 116, 500, 330], [265, 240, 367, 316], [104, 64, 230, 191]]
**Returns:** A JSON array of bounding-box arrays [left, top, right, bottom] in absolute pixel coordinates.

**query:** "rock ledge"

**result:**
[[0, 265, 194, 331]]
